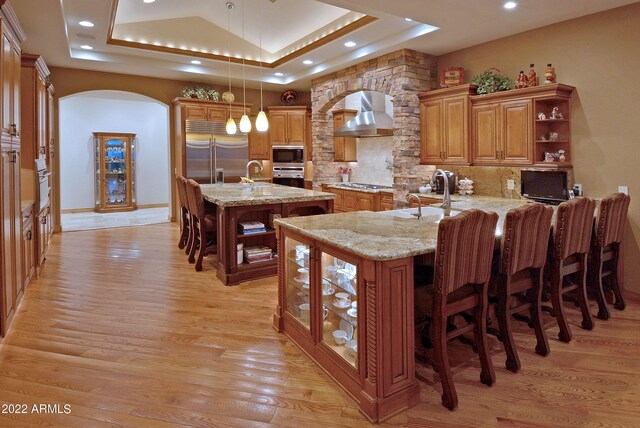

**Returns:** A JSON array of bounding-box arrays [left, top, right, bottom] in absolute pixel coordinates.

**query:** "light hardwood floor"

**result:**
[[1, 223, 639, 427]]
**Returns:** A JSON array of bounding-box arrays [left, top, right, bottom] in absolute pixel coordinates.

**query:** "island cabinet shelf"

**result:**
[[274, 227, 420, 423], [202, 184, 334, 285]]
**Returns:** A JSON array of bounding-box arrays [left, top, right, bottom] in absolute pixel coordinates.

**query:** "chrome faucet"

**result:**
[[245, 160, 264, 180], [406, 193, 422, 220], [431, 169, 452, 210]]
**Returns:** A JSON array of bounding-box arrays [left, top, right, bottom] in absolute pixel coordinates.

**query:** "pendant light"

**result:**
[[238, 0, 252, 133], [225, 2, 237, 135], [255, 0, 269, 132]]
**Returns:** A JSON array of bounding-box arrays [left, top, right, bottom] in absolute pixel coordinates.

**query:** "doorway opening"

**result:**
[[58, 90, 170, 231]]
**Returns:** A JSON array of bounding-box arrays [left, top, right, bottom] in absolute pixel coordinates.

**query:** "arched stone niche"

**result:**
[[310, 49, 436, 203]]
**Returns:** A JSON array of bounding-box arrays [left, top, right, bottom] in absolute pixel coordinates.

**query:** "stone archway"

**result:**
[[310, 49, 436, 201]]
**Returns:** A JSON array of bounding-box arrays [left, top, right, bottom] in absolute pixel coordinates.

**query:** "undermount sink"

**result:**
[[382, 206, 461, 221]]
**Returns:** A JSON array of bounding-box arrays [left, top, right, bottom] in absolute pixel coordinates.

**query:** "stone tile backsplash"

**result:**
[[348, 137, 394, 185]]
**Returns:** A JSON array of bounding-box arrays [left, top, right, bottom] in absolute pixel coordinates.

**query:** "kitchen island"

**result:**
[[201, 183, 334, 285], [273, 197, 529, 422]]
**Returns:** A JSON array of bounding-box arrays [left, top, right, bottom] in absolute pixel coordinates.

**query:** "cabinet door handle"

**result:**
[[496, 150, 499, 159], [10, 150, 18, 163], [26, 230, 32, 240]]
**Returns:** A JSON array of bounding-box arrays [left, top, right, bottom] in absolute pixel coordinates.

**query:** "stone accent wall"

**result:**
[[310, 49, 436, 201]]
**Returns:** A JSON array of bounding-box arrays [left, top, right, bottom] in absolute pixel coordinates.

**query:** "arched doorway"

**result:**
[[58, 90, 171, 231]]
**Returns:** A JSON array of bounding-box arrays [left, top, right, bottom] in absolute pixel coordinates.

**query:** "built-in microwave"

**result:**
[[272, 145, 304, 166]]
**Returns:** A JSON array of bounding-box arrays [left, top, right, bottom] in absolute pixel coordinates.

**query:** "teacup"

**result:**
[[335, 292, 350, 307], [332, 330, 348, 345]]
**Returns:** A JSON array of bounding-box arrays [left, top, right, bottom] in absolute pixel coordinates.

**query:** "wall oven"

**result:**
[[272, 145, 304, 188], [35, 158, 50, 210], [272, 166, 305, 188]]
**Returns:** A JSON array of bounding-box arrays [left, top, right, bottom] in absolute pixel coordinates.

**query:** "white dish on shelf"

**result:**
[[332, 298, 351, 309], [347, 308, 357, 318], [322, 287, 335, 296], [339, 319, 354, 341]]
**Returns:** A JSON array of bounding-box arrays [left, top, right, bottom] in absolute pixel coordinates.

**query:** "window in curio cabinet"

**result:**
[[321, 252, 358, 368], [93, 132, 137, 213], [284, 236, 311, 332]]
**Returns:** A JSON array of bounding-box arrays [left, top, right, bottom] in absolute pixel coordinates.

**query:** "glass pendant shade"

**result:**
[[225, 116, 237, 135], [256, 110, 269, 132], [239, 113, 252, 132]]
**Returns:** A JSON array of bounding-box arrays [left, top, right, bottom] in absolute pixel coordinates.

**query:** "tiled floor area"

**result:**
[[61, 207, 170, 231]]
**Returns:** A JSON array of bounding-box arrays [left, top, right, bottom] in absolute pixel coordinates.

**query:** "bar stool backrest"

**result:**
[[595, 193, 630, 248], [501, 204, 554, 275], [434, 209, 498, 295], [553, 197, 596, 260]]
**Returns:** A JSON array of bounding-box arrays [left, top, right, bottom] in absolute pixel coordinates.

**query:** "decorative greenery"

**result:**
[[472, 69, 514, 95], [181, 85, 219, 101]]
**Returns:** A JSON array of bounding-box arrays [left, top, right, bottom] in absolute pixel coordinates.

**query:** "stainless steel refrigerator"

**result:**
[[185, 120, 248, 184]]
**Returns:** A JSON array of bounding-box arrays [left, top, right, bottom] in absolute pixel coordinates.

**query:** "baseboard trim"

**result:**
[[61, 203, 168, 214]]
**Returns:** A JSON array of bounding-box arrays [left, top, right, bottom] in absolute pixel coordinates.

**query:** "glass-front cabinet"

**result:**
[[275, 226, 419, 423], [93, 132, 137, 213], [283, 235, 311, 332], [281, 231, 360, 370], [320, 252, 358, 368]]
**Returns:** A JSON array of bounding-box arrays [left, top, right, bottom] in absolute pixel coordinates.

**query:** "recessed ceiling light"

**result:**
[[275, 72, 284, 76], [80, 45, 93, 50], [79, 20, 94, 27], [143, 0, 156, 3], [190, 60, 201, 65], [504, 1, 517, 9], [303, 60, 313, 65], [404, 17, 413, 22], [344, 41, 356, 48]]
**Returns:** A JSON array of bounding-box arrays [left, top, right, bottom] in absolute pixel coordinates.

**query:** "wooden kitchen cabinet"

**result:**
[[419, 85, 474, 165], [379, 192, 394, 210], [419, 83, 575, 167], [471, 98, 532, 165], [321, 186, 383, 212], [267, 106, 309, 146], [332, 109, 358, 162], [36, 202, 51, 275], [306, 111, 312, 161], [274, 227, 419, 423], [0, 3, 24, 338], [249, 119, 270, 160], [21, 202, 34, 289]]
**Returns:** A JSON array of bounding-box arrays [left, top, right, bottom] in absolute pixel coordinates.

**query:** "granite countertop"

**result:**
[[276, 197, 533, 261], [201, 183, 335, 207], [324, 183, 393, 194]]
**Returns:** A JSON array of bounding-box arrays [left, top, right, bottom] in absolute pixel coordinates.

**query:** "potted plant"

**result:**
[[472, 68, 514, 95]]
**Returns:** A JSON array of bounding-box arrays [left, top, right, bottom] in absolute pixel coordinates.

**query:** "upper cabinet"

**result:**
[[267, 106, 309, 146], [332, 109, 358, 162], [419, 83, 575, 167], [1, 16, 22, 142], [419, 85, 474, 165], [248, 120, 270, 160], [471, 98, 532, 165]]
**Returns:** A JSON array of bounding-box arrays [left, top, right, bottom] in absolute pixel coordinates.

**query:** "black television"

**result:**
[[521, 170, 569, 204]]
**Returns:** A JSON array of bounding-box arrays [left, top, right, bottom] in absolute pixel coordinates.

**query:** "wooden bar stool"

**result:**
[[176, 175, 191, 251], [414, 209, 498, 410], [588, 192, 630, 319], [185, 179, 217, 271], [493, 203, 553, 372], [546, 197, 596, 343]]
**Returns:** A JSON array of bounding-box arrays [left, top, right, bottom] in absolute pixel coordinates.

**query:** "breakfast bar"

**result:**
[[200, 183, 335, 285], [273, 197, 529, 422]]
